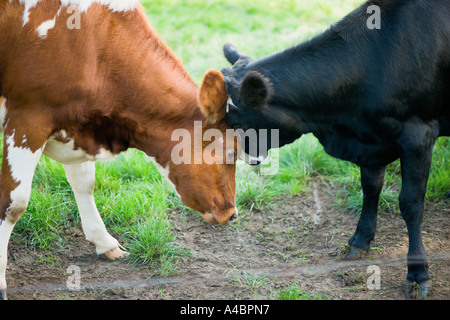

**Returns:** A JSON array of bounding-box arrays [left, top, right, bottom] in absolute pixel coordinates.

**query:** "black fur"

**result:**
[[222, 0, 449, 296]]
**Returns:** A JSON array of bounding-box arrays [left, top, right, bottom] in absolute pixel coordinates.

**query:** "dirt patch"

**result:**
[[5, 181, 449, 300]]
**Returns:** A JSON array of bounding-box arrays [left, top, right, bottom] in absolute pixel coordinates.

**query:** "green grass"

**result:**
[[278, 282, 331, 300], [2, 0, 448, 284]]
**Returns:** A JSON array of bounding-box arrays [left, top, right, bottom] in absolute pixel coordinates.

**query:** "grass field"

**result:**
[[3, 0, 449, 300]]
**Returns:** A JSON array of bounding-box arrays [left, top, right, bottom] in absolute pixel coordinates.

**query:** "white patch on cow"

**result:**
[[0, 97, 7, 133], [43, 131, 87, 164], [0, 219, 15, 292], [18, 0, 40, 26], [86, 147, 116, 161], [36, 7, 61, 38], [6, 131, 46, 212], [149, 157, 181, 199], [36, 18, 56, 37], [43, 131, 117, 164]]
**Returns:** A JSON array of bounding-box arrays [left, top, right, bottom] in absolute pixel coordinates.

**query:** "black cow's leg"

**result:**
[[398, 124, 437, 298], [346, 166, 386, 259]]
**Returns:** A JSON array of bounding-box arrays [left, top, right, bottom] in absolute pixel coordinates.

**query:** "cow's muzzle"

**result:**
[[203, 207, 238, 226]]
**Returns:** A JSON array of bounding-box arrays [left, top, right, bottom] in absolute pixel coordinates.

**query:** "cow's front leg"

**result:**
[[346, 166, 386, 259], [0, 127, 47, 300], [398, 122, 438, 298], [63, 162, 128, 260]]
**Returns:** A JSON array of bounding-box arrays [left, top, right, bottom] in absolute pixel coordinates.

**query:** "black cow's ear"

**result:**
[[223, 43, 243, 65], [223, 43, 253, 66], [240, 71, 273, 106]]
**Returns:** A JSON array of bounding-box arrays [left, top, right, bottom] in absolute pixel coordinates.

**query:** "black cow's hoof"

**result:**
[[0, 289, 7, 300], [405, 280, 431, 299], [344, 246, 368, 260]]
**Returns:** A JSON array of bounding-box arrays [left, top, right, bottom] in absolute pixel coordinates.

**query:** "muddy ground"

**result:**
[[5, 181, 449, 301]]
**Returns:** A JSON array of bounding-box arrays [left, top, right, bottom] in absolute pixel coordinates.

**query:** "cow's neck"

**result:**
[[104, 11, 203, 166], [252, 29, 365, 136]]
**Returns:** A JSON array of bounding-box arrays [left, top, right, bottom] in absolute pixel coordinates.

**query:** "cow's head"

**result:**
[[164, 70, 238, 226], [219, 43, 298, 165]]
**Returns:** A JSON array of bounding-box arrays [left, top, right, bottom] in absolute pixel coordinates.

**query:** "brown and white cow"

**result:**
[[0, 0, 235, 299]]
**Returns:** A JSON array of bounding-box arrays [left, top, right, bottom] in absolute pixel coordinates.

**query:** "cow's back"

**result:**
[[1, 2, 104, 106], [360, 0, 450, 122], [0, 1, 22, 93]]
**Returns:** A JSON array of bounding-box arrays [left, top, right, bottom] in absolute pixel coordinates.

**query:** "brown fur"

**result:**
[[0, 0, 236, 225]]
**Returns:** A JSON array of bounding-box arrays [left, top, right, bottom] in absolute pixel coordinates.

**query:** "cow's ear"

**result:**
[[223, 43, 243, 65], [198, 69, 228, 124], [240, 71, 273, 106], [223, 43, 253, 66]]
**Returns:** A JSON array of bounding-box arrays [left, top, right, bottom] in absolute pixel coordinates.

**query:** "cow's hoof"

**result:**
[[104, 246, 129, 261], [406, 280, 431, 299], [0, 289, 7, 300], [344, 246, 368, 260]]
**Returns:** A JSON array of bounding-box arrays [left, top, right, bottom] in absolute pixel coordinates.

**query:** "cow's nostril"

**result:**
[[229, 214, 238, 222]]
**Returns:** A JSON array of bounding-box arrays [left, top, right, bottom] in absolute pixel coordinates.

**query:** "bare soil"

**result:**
[[5, 181, 449, 300]]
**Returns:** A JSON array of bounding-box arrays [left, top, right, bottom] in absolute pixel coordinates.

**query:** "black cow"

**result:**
[[220, 0, 449, 298]]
